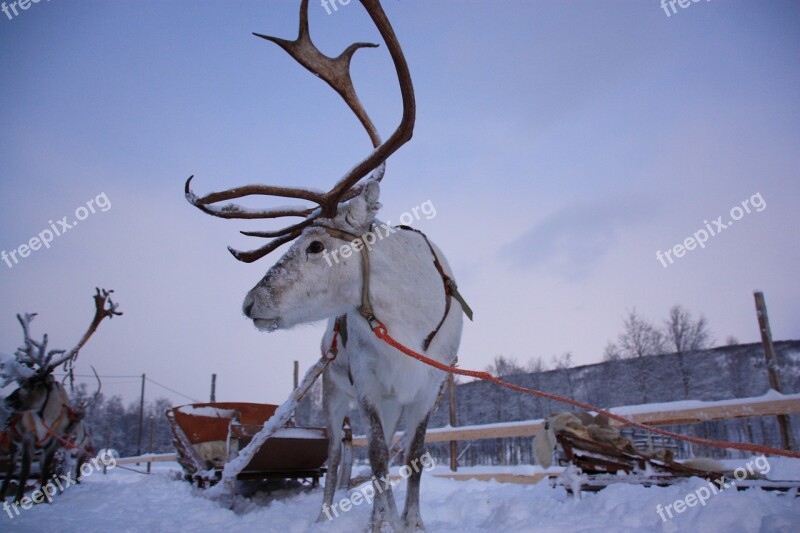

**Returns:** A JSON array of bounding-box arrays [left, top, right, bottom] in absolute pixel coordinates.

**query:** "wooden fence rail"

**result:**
[[351, 392, 800, 447], [115, 393, 799, 469]]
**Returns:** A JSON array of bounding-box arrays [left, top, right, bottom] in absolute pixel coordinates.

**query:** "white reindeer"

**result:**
[[185, 2, 469, 530], [249, 182, 464, 530]]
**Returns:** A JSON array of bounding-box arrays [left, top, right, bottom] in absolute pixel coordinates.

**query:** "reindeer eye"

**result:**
[[306, 241, 324, 254]]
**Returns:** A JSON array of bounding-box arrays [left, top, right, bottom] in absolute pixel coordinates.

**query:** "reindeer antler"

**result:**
[[185, 0, 415, 263], [5, 289, 121, 389], [53, 288, 122, 381], [14, 313, 66, 370]]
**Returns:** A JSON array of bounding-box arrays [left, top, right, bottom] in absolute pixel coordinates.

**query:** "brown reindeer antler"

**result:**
[[185, 0, 415, 262], [12, 289, 120, 386], [55, 288, 122, 385]]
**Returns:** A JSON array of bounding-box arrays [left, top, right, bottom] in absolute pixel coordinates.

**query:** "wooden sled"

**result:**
[[550, 431, 800, 495], [166, 402, 328, 489]]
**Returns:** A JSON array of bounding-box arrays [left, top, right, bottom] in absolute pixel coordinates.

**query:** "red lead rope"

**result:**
[[371, 321, 800, 459]]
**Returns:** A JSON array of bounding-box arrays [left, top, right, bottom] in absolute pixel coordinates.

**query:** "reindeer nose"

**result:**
[[243, 293, 255, 318]]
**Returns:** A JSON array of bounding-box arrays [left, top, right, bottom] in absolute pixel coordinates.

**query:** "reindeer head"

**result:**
[[243, 180, 382, 331], [185, 0, 415, 332], [0, 352, 35, 389], [1, 290, 120, 392]]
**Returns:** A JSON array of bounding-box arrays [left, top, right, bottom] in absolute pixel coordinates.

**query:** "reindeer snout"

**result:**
[[243, 292, 255, 318], [242, 287, 281, 331]]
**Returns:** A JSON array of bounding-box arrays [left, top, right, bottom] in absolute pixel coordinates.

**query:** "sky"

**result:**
[[1, 0, 798, 407]]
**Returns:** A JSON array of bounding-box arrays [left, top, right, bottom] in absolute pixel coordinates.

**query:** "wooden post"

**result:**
[[754, 291, 794, 451], [448, 373, 458, 471], [210, 373, 217, 402], [147, 416, 155, 473], [293, 361, 299, 389], [136, 373, 145, 461]]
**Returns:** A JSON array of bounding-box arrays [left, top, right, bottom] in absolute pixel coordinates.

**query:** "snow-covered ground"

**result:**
[[3, 458, 799, 532]]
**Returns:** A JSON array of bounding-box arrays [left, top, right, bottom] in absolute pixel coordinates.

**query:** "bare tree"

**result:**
[[485, 355, 525, 377], [663, 305, 711, 399], [525, 356, 548, 373], [615, 309, 666, 359], [602, 342, 622, 361], [664, 305, 712, 354], [724, 335, 739, 346], [550, 352, 574, 370], [602, 309, 665, 403]]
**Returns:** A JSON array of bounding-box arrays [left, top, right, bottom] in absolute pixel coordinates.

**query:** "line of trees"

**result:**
[[484, 305, 720, 378], [603, 305, 714, 361]]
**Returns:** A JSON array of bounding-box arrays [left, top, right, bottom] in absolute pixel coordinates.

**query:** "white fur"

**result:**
[[243, 181, 464, 532]]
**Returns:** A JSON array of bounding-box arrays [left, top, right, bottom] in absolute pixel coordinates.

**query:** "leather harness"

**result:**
[[320, 224, 473, 359]]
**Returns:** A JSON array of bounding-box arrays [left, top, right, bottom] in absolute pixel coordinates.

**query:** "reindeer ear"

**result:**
[[341, 179, 381, 233]]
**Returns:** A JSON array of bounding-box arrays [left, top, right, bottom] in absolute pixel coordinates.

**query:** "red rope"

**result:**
[[323, 322, 340, 361], [371, 322, 800, 459]]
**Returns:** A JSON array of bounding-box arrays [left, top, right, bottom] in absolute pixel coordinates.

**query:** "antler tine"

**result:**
[[15, 313, 46, 367], [323, 0, 415, 203], [48, 288, 122, 371], [254, 0, 402, 218], [253, 0, 382, 150], [187, 0, 413, 261], [228, 230, 304, 263], [184, 176, 320, 220]]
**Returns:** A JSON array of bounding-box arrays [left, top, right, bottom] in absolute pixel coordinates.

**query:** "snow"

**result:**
[[176, 406, 237, 418], [4, 458, 799, 532], [610, 390, 800, 417], [273, 427, 327, 440]]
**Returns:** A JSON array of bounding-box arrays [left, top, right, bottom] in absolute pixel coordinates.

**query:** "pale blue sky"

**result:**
[[1, 1, 798, 405]]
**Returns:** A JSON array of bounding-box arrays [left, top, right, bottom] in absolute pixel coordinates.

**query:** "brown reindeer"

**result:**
[[0, 289, 120, 503]]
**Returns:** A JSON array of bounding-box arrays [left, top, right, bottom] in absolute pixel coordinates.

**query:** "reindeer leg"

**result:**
[[15, 439, 32, 503], [402, 413, 431, 532], [318, 370, 346, 522], [40, 443, 56, 491], [40, 441, 62, 494], [75, 451, 87, 484], [1, 439, 18, 500], [362, 402, 401, 533]]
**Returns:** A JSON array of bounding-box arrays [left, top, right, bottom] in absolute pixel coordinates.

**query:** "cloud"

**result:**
[[502, 197, 654, 282]]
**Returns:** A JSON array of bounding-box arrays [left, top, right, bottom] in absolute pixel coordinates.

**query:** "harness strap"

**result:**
[[320, 226, 378, 326], [320, 223, 472, 351], [396, 225, 473, 349], [324, 320, 341, 361], [35, 406, 67, 447], [324, 315, 355, 386]]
